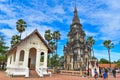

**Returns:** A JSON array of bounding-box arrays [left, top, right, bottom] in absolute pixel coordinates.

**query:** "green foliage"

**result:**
[[52, 31, 61, 41], [0, 55, 7, 61], [116, 62, 120, 68], [48, 41, 56, 52], [52, 31, 61, 54], [16, 19, 27, 39], [44, 30, 52, 42], [86, 36, 95, 57], [103, 40, 114, 49], [59, 56, 64, 69], [40, 56, 44, 62], [44, 29, 61, 54], [50, 54, 59, 68], [99, 58, 110, 64], [0, 35, 9, 69], [10, 35, 20, 47], [44, 30, 61, 68], [116, 59, 120, 68], [87, 36, 95, 47], [92, 56, 97, 59], [103, 40, 114, 67], [0, 35, 9, 56]]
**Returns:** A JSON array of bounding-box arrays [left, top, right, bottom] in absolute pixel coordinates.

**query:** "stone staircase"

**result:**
[[29, 70, 39, 78]]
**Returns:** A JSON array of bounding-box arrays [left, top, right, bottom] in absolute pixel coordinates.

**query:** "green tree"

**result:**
[[44, 30, 53, 67], [116, 59, 120, 68], [59, 56, 64, 69], [50, 54, 59, 68], [99, 58, 110, 64], [16, 19, 27, 40], [44, 30, 61, 67], [87, 36, 95, 58], [48, 41, 56, 53], [44, 30, 52, 43], [116, 62, 120, 68], [10, 35, 20, 47], [0, 35, 9, 69], [103, 40, 114, 68], [52, 31, 61, 54], [92, 56, 97, 60]]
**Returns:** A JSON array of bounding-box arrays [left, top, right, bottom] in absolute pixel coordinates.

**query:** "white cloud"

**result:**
[[106, 0, 120, 10], [85, 30, 98, 37], [49, 5, 65, 14], [0, 28, 17, 37], [0, 4, 16, 18], [0, 0, 6, 2], [0, 19, 17, 28], [0, 0, 120, 58]]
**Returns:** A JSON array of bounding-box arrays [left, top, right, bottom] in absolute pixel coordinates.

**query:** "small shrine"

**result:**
[[87, 59, 99, 77], [6, 29, 52, 77]]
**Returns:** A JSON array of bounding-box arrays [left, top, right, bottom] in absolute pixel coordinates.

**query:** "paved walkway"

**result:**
[[0, 71, 120, 80]]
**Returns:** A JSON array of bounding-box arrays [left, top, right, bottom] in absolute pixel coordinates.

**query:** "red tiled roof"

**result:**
[[98, 64, 116, 68]]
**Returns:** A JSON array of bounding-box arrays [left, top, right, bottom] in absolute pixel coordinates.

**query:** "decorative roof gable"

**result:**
[[7, 29, 52, 54]]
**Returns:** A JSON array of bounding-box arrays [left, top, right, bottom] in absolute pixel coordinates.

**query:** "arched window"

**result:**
[[40, 52, 44, 62], [19, 50, 24, 61], [10, 56, 12, 64], [14, 53, 16, 62]]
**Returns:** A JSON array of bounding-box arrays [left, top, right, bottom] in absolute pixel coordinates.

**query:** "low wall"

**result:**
[[59, 70, 84, 76]]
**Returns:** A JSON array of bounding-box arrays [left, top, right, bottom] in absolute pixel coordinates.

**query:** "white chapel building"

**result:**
[[6, 29, 52, 77]]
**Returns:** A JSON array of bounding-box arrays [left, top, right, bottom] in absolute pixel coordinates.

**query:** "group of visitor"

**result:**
[[94, 67, 117, 80]]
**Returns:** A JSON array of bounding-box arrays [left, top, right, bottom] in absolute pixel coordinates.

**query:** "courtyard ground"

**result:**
[[0, 71, 120, 80]]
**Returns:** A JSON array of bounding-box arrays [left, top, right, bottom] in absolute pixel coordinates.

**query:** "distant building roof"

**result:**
[[98, 64, 116, 68]]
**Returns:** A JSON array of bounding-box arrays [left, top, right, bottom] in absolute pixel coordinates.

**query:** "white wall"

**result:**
[[7, 33, 48, 68]]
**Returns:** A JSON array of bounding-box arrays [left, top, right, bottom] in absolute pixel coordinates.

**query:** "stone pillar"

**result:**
[[44, 51, 47, 67], [6, 56, 10, 67], [36, 49, 40, 68], [15, 50, 20, 66], [24, 49, 29, 67], [80, 70, 83, 76], [71, 55, 73, 70]]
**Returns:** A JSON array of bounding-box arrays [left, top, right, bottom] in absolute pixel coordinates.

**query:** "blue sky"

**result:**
[[0, 0, 120, 61]]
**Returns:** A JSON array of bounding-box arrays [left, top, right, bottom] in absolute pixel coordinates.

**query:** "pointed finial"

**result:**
[[74, 0, 76, 8], [72, 0, 80, 24], [74, 0, 77, 13]]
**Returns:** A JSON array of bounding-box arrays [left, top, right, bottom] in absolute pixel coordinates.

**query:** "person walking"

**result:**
[[94, 68, 98, 80], [103, 71, 107, 80], [104, 67, 108, 78], [112, 68, 116, 78]]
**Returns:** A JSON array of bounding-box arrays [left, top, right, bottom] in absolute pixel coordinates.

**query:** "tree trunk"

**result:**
[[92, 47, 94, 58], [20, 33, 22, 40], [90, 48, 92, 59], [56, 40, 58, 55], [108, 49, 111, 68], [2, 61, 5, 69]]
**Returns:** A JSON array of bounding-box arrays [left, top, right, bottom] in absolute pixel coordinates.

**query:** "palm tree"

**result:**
[[16, 19, 27, 40], [50, 54, 59, 68], [52, 31, 61, 54], [11, 35, 20, 47], [44, 30, 53, 67], [48, 41, 56, 67], [103, 40, 114, 68], [87, 36, 95, 58], [0, 35, 9, 69], [48, 41, 56, 52], [44, 30, 52, 43]]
